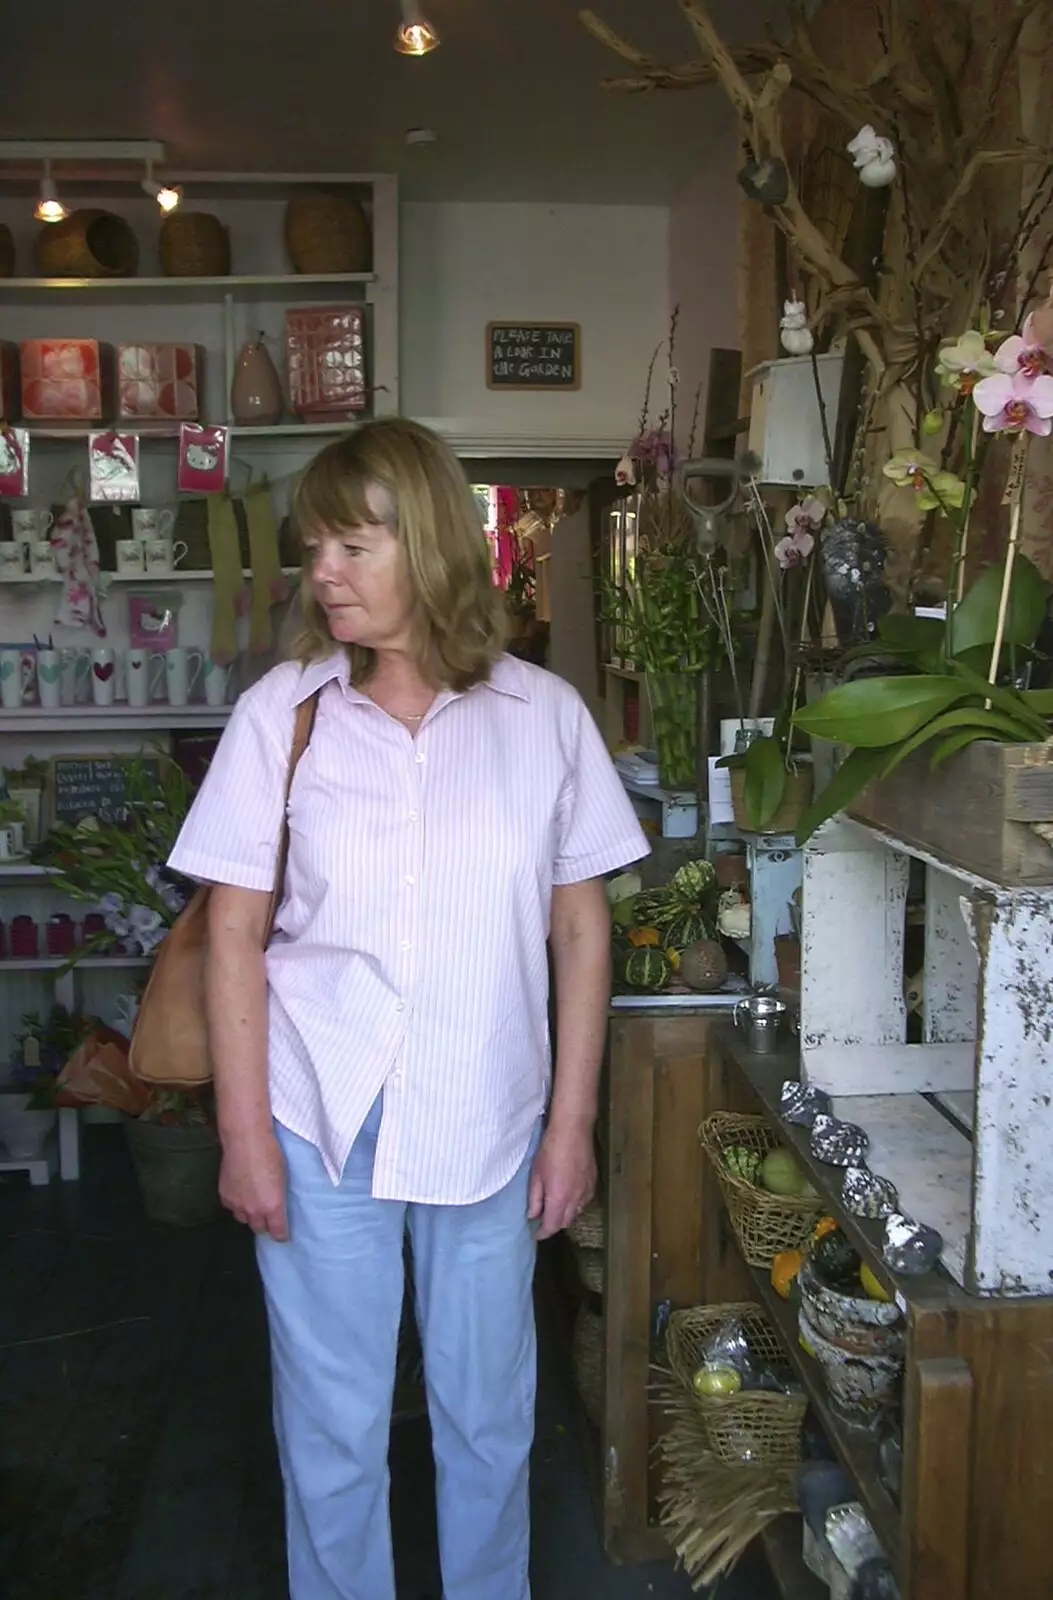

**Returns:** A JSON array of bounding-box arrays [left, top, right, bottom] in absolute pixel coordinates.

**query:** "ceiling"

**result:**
[[0, 0, 783, 203]]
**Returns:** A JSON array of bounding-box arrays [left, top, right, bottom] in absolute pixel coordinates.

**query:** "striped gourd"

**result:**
[[622, 946, 671, 992]]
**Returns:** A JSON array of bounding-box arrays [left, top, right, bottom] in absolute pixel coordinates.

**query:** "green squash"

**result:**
[[811, 1226, 863, 1290], [622, 946, 672, 992]]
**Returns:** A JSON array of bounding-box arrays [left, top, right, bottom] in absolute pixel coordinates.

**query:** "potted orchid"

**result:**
[[790, 306, 1053, 870]]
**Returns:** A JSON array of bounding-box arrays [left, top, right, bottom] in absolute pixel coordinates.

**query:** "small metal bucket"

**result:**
[[734, 993, 787, 1054]]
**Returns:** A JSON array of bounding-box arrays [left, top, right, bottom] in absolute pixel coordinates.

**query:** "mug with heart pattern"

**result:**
[[125, 648, 166, 709], [35, 648, 63, 710], [91, 647, 116, 707], [0, 647, 34, 710]]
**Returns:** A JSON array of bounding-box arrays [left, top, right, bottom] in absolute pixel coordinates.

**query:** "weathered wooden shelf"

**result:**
[[761, 1514, 829, 1600]]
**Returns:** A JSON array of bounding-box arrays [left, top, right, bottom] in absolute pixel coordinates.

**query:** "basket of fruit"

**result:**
[[665, 1302, 806, 1467], [699, 1112, 823, 1267]]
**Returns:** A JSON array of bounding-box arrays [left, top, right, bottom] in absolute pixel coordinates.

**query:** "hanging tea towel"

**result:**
[[243, 482, 289, 653], [52, 496, 104, 635], [206, 495, 249, 665]]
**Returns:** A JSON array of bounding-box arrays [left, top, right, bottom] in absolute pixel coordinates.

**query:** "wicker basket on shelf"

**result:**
[[572, 1305, 603, 1425], [285, 192, 371, 274], [159, 212, 231, 277], [566, 1195, 604, 1293], [699, 1112, 822, 1267], [35, 209, 139, 278], [665, 1303, 806, 1468]]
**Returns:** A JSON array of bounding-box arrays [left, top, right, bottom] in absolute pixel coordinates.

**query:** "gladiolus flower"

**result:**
[[972, 371, 1053, 436]]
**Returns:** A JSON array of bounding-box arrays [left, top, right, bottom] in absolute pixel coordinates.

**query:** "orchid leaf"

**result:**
[[876, 613, 946, 662], [949, 554, 1050, 656], [794, 746, 892, 845], [929, 729, 994, 770], [793, 675, 969, 748], [877, 706, 1037, 783], [946, 658, 1049, 740], [1021, 688, 1053, 716], [742, 735, 787, 830]]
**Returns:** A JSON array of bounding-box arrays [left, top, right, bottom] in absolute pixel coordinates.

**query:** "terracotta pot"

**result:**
[[230, 338, 283, 426]]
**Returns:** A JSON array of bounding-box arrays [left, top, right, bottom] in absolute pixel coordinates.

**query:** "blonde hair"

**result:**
[[289, 417, 507, 688]]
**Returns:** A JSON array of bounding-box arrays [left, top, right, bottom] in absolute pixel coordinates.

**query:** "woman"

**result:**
[[168, 418, 649, 1600]]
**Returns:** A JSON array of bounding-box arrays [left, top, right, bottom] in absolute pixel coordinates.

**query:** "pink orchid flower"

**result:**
[[785, 496, 826, 537], [994, 328, 1050, 381], [972, 370, 1053, 436], [774, 528, 815, 570], [615, 453, 636, 486]]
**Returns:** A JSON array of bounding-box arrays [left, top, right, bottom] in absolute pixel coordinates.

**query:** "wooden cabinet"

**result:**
[[590, 1003, 748, 1562]]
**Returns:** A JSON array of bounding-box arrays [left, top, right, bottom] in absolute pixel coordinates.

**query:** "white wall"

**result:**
[[401, 201, 669, 450], [667, 120, 741, 437]]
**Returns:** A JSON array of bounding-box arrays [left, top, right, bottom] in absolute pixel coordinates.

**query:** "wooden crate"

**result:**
[[850, 740, 1053, 887]]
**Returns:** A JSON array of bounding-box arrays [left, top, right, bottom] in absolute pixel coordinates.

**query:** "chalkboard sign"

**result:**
[[486, 323, 580, 391], [51, 756, 161, 827]]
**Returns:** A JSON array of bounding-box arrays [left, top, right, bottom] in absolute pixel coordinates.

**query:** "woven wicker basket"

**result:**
[[666, 1303, 806, 1468], [285, 193, 371, 274], [699, 1112, 822, 1267], [566, 1196, 604, 1251], [35, 210, 139, 278], [572, 1305, 603, 1425], [0, 224, 14, 277], [159, 213, 231, 277], [573, 1245, 604, 1295]]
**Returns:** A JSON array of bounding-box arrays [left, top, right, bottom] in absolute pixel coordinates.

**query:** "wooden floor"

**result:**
[[0, 1125, 777, 1600]]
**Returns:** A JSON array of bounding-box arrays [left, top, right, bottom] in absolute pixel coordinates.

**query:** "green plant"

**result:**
[[504, 543, 536, 618], [0, 797, 25, 825], [4, 757, 48, 790], [12, 1005, 98, 1108], [791, 554, 1053, 844], [33, 752, 193, 962]]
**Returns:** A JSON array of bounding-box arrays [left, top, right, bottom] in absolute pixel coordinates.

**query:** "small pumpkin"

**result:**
[[771, 1249, 803, 1301], [627, 926, 661, 948], [813, 1216, 839, 1242], [811, 1226, 862, 1290], [621, 946, 672, 992]]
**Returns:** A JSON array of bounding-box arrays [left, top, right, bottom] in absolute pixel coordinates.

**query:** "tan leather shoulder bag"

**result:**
[[129, 691, 319, 1087]]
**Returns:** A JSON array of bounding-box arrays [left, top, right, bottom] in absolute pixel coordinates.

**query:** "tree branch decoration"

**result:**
[[579, 0, 1048, 387]]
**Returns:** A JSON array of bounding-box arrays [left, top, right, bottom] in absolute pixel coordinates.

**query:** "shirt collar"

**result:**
[[291, 651, 532, 707]]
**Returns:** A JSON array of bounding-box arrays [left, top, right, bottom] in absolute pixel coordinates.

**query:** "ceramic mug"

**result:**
[[91, 646, 116, 707], [163, 646, 204, 707], [132, 508, 175, 541], [36, 648, 63, 710], [0, 647, 33, 710], [202, 657, 229, 707], [116, 537, 146, 577], [60, 648, 91, 706], [0, 544, 26, 579], [143, 536, 189, 576], [125, 648, 165, 709], [29, 540, 58, 579]]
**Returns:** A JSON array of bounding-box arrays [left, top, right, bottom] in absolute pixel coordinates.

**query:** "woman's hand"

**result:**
[[528, 1115, 597, 1241], [219, 1131, 289, 1242]]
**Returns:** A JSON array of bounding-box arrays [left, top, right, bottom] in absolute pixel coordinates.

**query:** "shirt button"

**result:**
[[405, 874, 416, 887], [408, 811, 418, 823], [400, 939, 411, 951], [415, 752, 426, 764], [395, 1001, 405, 1013]]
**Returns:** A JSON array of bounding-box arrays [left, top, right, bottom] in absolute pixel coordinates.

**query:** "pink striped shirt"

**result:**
[[168, 652, 649, 1202]]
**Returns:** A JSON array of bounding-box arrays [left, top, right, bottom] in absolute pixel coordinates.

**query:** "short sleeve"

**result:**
[[553, 700, 651, 886], [167, 682, 294, 892]]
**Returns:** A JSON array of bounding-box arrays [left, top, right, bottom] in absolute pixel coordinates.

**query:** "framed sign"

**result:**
[[50, 755, 161, 828], [486, 323, 581, 391]]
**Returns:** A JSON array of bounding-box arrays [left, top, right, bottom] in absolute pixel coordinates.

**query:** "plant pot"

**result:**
[[124, 1117, 221, 1226], [230, 339, 283, 426], [799, 1308, 903, 1429], [848, 739, 1053, 886], [0, 1095, 56, 1159], [730, 763, 813, 835], [646, 671, 701, 792]]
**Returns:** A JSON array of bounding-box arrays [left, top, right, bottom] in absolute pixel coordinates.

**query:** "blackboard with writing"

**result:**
[[51, 756, 161, 827], [486, 323, 580, 391]]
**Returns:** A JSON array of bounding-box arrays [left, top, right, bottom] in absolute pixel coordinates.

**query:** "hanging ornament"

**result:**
[[847, 125, 897, 189], [780, 298, 815, 356], [736, 155, 790, 207]]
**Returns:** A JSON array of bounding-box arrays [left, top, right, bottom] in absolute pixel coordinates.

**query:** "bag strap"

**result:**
[[263, 689, 320, 944]]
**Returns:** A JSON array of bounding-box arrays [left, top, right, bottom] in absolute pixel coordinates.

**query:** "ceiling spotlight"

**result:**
[[34, 159, 67, 224], [142, 158, 182, 213], [395, 0, 440, 56]]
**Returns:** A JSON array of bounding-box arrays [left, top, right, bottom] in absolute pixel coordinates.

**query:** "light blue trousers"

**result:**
[[256, 1096, 539, 1600]]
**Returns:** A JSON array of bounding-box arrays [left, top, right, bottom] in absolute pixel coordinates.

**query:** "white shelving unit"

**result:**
[[0, 171, 400, 1089], [800, 814, 1053, 1296]]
